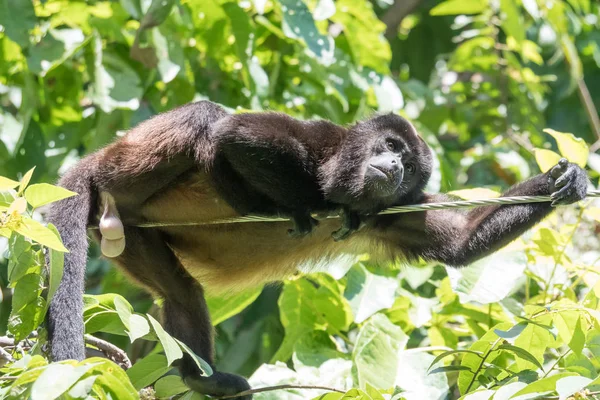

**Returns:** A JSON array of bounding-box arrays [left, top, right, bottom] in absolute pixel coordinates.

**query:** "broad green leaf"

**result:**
[[12, 273, 43, 312], [396, 352, 449, 399], [272, 279, 322, 362], [128, 314, 151, 343], [430, 0, 486, 16], [126, 354, 170, 390], [15, 216, 68, 252], [446, 251, 526, 304], [24, 183, 77, 208], [344, 263, 398, 323], [556, 376, 592, 400], [0, 0, 36, 48], [154, 375, 189, 398], [85, 357, 138, 400], [497, 344, 543, 370], [544, 129, 588, 168], [554, 311, 586, 355], [353, 313, 407, 389], [0, 176, 19, 190], [510, 372, 577, 397], [313, 274, 352, 332], [30, 364, 93, 400], [514, 316, 554, 372], [147, 314, 183, 366], [494, 322, 528, 339], [207, 286, 263, 326], [9, 295, 45, 343], [18, 167, 35, 194], [139, 0, 176, 29], [46, 223, 64, 307], [534, 148, 562, 173], [500, 0, 525, 43]]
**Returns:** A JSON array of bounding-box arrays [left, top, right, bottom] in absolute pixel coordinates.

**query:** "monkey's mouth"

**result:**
[[368, 164, 399, 181]]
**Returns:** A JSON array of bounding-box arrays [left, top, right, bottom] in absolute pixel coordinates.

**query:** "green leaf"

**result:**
[[494, 322, 528, 339], [24, 183, 77, 209], [85, 357, 138, 400], [206, 286, 262, 326], [0, 0, 36, 48], [554, 311, 586, 355], [46, 223, 64, 307], [429, 365, 473, 374], [272, 279, 322, 362], [30, 364, 93, 400], [281, 0, 334, 65], [498, 344, 544, 371], [15, 216, 68, 252], [140, 0, 176, 29], [506, 372, 576, 397], [344, 263, 398, 323], [353, 313, 407, 389], [0, 176, 19, 190], [513, 316, 555, 372], [500, 0, 525, 42], [429, 350, 483, 370], [154, 375, 189, 398], [534, 148, 562, 173], [18, 167, 36, 195], [544, 129, 589, 168], [556, 376, 592, 400], [430, 0, 486, 16], [147, 314, 183, 366], [126, 354, 171, 390]]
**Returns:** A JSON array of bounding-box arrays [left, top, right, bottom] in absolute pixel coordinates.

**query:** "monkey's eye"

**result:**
[[386, 140, 397, 151], [406, 163, 416, 174]]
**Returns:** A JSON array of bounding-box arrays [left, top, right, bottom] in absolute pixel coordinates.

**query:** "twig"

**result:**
[[0, 346, 14, 363], [465, 338, 502, 393], [576, 78, 600, 143], [215, 384, 345, 399], [0, 333, 131, 369], [84, 334, 132, 369]]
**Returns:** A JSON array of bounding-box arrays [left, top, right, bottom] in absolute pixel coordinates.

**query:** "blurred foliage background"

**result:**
[[2, 0, 600, 399]]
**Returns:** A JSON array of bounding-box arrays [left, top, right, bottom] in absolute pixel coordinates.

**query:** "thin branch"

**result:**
[[0, 346, 14, 363], [576, 78, 600, 143], [215, 384, 345, 399], [84, 334, 132, 369], [465, 338, 502, 393]]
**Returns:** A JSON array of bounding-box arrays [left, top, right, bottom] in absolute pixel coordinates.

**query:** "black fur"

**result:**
[[210, 112, 432, 236], [45, 101, 588, 400]]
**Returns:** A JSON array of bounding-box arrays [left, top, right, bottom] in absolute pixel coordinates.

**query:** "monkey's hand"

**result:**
[[288, 212, 319, 238], [548, 158, 588, 206], [331, 207, 362, 242]]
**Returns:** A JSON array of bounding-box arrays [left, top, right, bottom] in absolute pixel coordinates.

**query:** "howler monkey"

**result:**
[[210, 112, 432, 239], [46, 101, 588, 399]]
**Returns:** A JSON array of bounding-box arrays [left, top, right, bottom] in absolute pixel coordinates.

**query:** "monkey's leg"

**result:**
[[115, 228, 251, 400], [288, 212, 319, 238]]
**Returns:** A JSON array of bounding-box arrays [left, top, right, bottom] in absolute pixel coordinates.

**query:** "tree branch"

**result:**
[[215, 384, 345, 399], [84, 334, 132, 369]]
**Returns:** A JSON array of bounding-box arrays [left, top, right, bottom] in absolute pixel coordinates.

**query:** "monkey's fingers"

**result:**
[[550, 158, 569, 179]]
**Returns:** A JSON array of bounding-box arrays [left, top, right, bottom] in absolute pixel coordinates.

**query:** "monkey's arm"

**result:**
[[211, 114, 327, 236], [380, 160, 588, 266]]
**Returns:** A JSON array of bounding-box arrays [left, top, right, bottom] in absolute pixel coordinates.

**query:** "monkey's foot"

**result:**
[[288, 213, 319, 238], [332, 209, 361, 241], [184, 371, 252, 400]]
